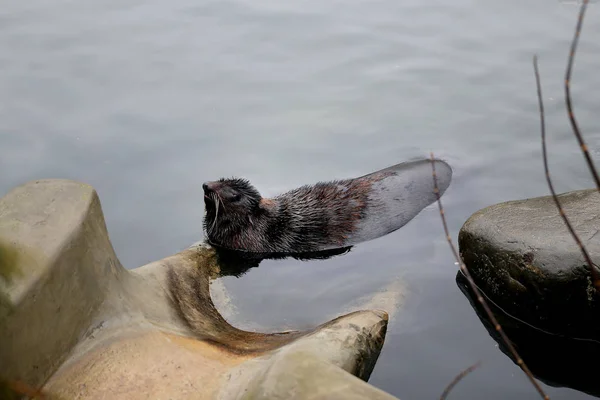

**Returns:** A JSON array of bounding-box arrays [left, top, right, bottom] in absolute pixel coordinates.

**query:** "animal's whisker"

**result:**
[[210, 193, 220, 234], [215, 191, 227, 212]]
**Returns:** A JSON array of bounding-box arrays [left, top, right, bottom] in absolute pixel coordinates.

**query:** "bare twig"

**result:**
[[435, 0, 599, 398], [565, 0, 600, 192], [440, 361, 481, 400], [562, 0, 600, 290], [534, 53, 600, 291], [429, 153, 549, 399]]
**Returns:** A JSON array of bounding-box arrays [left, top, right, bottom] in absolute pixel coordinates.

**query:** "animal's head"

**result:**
[[202, 178, 263, 236]]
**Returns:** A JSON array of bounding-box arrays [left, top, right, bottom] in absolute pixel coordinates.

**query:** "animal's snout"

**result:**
[[203, 182, 218, 194]]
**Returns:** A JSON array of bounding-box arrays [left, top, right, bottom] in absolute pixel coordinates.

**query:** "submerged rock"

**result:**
[[458, 188, 600, 341], [0, 179, 399, 400]]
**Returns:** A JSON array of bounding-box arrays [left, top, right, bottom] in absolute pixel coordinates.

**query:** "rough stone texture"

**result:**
[[458, 188, 600, 340], [0, 179, 126, 389], [222, 350, 398, 400], [0, 179, 400, 399]]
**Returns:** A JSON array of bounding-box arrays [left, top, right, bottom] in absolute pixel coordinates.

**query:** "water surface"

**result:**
[[2, 0, 600, 398]]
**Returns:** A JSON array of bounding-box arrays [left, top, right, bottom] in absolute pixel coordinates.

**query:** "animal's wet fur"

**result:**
[[203, 170, 396, 253], [203, 159, 452, 254]]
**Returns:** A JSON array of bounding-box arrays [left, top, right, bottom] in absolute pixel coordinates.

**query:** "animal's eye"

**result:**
[[231, 194, 242, 202]]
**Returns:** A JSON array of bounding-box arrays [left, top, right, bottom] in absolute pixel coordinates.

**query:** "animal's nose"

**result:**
[[202, 182, 216, 193]]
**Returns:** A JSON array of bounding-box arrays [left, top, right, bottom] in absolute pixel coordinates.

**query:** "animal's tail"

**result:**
[[346, 158, 453, 245]]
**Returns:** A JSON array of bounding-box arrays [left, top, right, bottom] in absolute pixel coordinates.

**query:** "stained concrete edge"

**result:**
[[0, 179, 126, 388]]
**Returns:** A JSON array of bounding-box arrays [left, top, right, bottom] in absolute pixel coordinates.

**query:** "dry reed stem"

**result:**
[[439, 361, 481, 400]]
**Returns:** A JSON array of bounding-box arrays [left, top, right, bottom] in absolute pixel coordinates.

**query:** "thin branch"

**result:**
[[440, 361, 481, 400], [565, 0, 600, 192], [429, 153, 549, 400], [534, 54, 600, 291]]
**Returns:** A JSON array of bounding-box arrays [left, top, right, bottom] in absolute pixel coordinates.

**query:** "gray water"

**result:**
[[2, 0, 600, 398]]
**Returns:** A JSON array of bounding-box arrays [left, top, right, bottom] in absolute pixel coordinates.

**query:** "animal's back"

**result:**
[[271, 179, 368, 251], [270, 158, 452, 251]]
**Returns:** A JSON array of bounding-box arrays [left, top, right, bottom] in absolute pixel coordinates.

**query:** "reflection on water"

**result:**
[[212, 244, 353, 278], [457, 271, 600, 399]]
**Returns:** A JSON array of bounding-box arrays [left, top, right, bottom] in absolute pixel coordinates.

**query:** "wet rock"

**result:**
[[0, 179, 400, 399], [458, 188, 600, 341]]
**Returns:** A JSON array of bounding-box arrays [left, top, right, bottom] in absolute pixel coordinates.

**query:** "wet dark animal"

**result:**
[[202, 158, 453, 253]]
